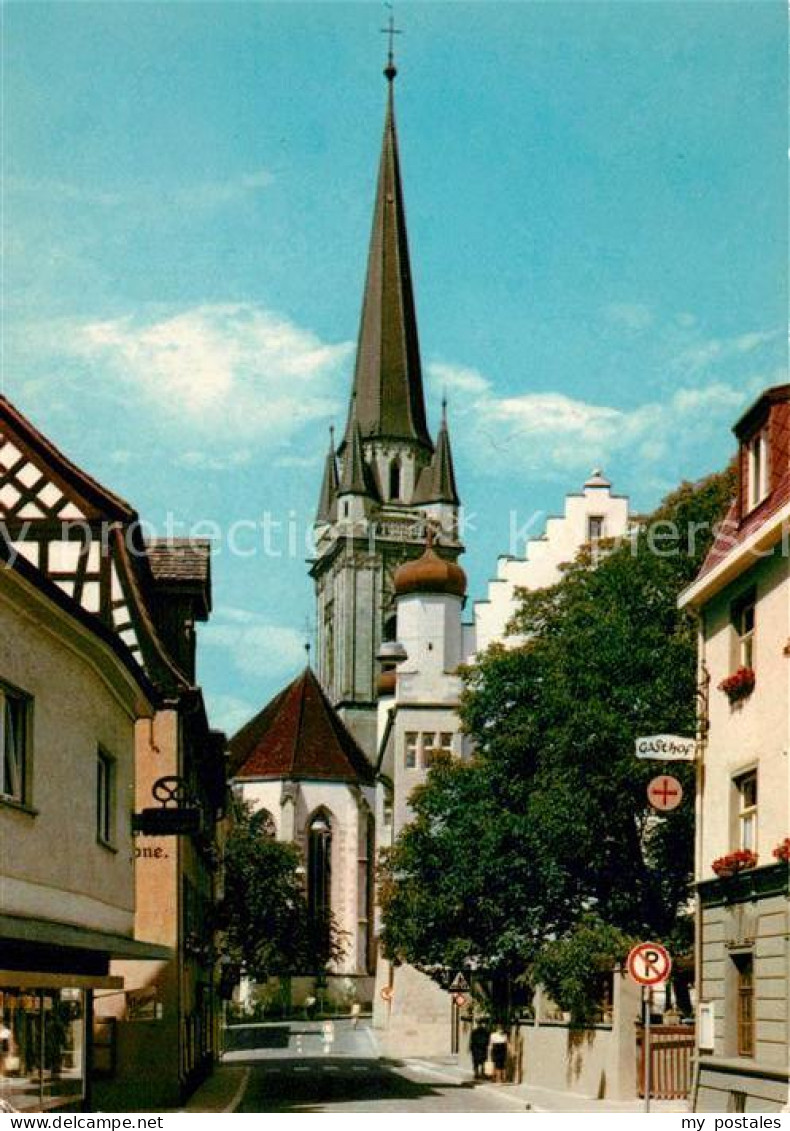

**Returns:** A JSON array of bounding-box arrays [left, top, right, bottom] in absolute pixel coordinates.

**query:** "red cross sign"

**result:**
[[627, 942, 672, 986], [647, 774, 683, 812]]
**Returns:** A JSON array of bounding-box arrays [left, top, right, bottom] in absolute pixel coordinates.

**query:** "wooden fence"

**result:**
[[636, 1024, 695, 1100]]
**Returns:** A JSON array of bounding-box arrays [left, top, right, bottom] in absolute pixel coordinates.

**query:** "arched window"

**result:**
[[389, 459, 402, 501], [250, 808, 276, 838], [357, 813, 376, 974], [307, 810, 333, 927]]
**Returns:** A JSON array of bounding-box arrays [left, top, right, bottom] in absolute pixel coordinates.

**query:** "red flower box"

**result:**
[[772, 838, 790, 863], [711, 849, 758, 877], [718, 667, 755, 702]]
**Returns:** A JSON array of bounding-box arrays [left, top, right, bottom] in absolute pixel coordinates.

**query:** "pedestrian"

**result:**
[[303, 995, 316, 1020], [469, 1020, 491, 1080], [350, 1001, 361, 1030], [322, 1018, 335, 1055], [490, 1024, 508, 1084]]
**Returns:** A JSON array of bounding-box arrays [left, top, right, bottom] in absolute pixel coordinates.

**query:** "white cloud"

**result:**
[[7, 169, 274, 211], [427, 359, 756, 476], [176, 449, 253, 471], [674, 328, 780, 374], [201, 606, 308, 682], [430, 361, 491, 395], [69, 303, 352, 444]]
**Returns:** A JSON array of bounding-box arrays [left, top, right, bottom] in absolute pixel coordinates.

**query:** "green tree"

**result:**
[[221, 803, 344, 983], [379, 468, 734, 1019]]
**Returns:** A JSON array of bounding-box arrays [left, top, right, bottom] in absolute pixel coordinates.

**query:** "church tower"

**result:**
[[310, 54, 462, 761]]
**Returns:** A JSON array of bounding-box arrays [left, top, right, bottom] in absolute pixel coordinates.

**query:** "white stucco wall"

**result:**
[[698, 547, 789, 873], [0, 568, 145, 938], [237, 777, 376, 976], [469, 478, 630, 655]]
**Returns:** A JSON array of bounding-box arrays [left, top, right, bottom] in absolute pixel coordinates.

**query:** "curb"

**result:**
[[223, 1067, 251, 1113]]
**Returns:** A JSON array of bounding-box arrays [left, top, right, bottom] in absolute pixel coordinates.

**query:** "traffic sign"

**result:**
[[380, 986, 394, 1002], [450, 973, 470, 992], [647, 775, 683, 812], [627, 942, 672, 986], [452, 993, 467, 1008]]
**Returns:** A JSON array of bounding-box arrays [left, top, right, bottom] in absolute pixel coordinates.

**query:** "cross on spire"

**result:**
[[381, 4, 402, 81]]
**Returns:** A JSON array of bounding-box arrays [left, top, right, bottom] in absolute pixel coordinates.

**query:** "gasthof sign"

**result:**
[[635, 734, 696, 762]]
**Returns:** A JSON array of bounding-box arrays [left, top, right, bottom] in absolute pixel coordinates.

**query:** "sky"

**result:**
[[3, 1, 787, 735]]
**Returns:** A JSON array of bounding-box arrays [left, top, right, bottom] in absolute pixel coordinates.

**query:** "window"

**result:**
[[734, 954, 754, 1057], [389, 460, 402, 501], [1, 682, 30, 804], [439, 732, 454, 755], [733, 590, 756, 670], [405, 732, 418, 769], [736, 770, 757, 852], [422, 733, 436, 768], [307, 811, 332, 927], [748, 429, 769, 510], [587, 515, 605, 542], [96, 748, 115, 846]]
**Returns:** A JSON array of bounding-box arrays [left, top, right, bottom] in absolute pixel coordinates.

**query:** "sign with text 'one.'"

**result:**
[[627, 941, 672, 987], [635, 735, 696, 762]]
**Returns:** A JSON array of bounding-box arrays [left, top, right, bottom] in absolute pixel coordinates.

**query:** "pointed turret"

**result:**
[[343, 63, 432, 452], [315, 427, 340, 524], [414, 401, 460, 505], [339, 415, 379, 500]]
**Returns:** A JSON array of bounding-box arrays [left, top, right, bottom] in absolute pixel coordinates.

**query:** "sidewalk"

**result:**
[[405, 1057, 689, 1114], [174, 1066, 250, 1114]]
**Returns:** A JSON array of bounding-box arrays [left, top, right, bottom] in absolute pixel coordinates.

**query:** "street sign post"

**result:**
[[646, 774, 683, 812], [627, 942, 672, 1115], [635, 735, 696, 762]]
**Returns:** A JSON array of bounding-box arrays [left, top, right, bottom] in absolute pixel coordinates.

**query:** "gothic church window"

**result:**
[[307, 811, 333, 926]]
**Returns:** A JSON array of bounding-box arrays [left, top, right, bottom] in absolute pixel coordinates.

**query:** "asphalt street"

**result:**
[[224, 1019, 525, 1113]]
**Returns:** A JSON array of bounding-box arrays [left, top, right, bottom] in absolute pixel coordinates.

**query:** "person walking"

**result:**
[[490, 1024, 508, 1084], [321, 1018, 335, 1055], [350, 1001, 361, 1030], [469, 1021, 491, 1080]]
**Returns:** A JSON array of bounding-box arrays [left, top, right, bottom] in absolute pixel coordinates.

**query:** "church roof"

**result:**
[[343, 69, 433, 452], [228, 667, 375, 785]]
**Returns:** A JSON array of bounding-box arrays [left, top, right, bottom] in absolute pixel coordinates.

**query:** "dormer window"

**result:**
[[747, 429, 770, 510]]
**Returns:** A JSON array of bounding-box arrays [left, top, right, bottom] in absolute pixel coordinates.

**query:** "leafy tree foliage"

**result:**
[[221, 803, 344, 982], [379, 469, 735, 1018]]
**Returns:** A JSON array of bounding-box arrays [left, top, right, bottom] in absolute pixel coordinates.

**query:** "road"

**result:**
[[224, 1019, 525, 1113]]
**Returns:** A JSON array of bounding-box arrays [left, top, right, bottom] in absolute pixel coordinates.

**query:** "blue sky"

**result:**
[[4, 1, 787, 734]]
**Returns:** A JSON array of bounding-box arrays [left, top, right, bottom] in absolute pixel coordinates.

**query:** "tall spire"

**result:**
[[339, 406, 379, 499], [344, 54, 432, 452]]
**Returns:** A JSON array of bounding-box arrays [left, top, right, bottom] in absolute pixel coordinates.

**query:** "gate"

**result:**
[[636, 1025, 695, 1100]]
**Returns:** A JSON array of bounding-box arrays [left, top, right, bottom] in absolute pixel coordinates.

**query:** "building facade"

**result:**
[[229, 668, 377, 1004], [679, 384, 790, 1112], [0, 397, 226, 1110], [0, 419, 167, 1112]]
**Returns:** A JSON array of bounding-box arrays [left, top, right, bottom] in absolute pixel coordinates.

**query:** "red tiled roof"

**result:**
[[696, 471, 790, 582], [228, 668, 375, 785]]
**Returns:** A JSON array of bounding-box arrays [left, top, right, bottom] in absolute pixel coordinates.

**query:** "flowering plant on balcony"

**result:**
[[772, 838, 790, 863], [711, 849, 758, 877], [718, 667, 755, 703]]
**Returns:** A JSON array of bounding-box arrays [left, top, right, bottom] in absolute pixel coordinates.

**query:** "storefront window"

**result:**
[[0, 989, 85, 1112]]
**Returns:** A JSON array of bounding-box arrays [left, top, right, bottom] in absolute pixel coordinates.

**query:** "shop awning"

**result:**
[[0, 914, 172, 965]]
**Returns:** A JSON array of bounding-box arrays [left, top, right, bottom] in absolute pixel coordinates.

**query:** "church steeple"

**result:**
[[414, 399, 460, 506], [344, 60, 432, 452]]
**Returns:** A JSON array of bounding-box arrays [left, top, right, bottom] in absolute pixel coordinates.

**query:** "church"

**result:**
[[230, 52, 631, 1041]]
